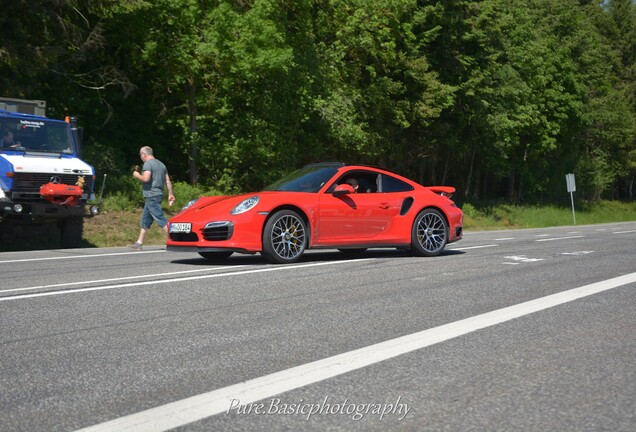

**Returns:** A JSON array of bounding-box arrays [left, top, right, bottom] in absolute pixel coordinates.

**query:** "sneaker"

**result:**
[[130, 242, 143, 251]]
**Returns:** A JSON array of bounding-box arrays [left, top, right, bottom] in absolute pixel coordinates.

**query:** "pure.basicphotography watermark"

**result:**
[[227, 396, 410, 421]]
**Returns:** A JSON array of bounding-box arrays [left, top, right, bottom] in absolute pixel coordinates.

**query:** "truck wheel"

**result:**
[[61, 217, 84, 248]]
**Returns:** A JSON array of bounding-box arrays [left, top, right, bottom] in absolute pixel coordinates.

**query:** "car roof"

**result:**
[[303, 162, 405, 177], [303, 162, 346, 168]]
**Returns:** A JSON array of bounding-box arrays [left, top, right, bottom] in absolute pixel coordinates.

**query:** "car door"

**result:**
[[314, 171, 403, 245]]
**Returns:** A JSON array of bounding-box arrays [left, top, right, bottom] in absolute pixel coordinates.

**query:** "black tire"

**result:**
[[411, 208, 448, 257], [60, 216, 84, 248], [338, 248, 367, 254], [198, 251, 233, 261], [262, 210, 307, 264]]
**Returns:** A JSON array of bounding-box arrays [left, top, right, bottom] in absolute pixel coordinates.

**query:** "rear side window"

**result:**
[[381, 174, 414, 193]]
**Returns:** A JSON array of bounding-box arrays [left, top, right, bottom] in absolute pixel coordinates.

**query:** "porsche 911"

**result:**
[[166, 163, 463, 263]]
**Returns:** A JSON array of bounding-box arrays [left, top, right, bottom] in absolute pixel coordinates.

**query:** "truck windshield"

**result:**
[[0, 118, 74, 154]]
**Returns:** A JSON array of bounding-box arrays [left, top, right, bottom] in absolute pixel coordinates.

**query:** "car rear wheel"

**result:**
[[262, 210, 307, 264], [198, 251, 233, 261], [411, 208, 448, 257]]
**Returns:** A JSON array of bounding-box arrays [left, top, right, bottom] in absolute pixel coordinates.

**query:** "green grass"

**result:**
[[462, 200, 636, 230], [1, 199, 634, 252]]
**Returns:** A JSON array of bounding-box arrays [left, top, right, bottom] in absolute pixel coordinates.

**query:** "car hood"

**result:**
[[173, 192, 265, 220], [171, 191, 315, 222]]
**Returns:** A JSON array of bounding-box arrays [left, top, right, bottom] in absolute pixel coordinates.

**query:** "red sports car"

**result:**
[[166, 163, 463, 263]]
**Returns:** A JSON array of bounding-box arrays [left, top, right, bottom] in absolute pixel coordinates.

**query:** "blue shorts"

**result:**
[[141, 195, 167, 229]]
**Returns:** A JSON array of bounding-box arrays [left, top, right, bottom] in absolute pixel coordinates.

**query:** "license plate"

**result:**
[[170, 222, 192, 233]]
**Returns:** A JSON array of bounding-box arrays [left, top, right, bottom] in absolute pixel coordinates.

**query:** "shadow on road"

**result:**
[[0, 224, 95, 252], [170, 247, 464, 266]]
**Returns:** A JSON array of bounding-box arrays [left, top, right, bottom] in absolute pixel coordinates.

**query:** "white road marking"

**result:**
[[0, 250, 164, 264], [613, 230, 636, 234], [447, 244, 498, 251], [504, 255, 544, 263], [0, 259, 371, 302], [562, 251, 594, 256], [536, 236, 584, 242], [0, 266, 249, 295], [494, 238, 515, 241], [502, 262, 520, 265], [76, 272, 636, 432], [536, 234, 550, 237]]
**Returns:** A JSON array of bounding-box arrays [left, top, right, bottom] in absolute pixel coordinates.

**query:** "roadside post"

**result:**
[[566, 173, 576, 224]]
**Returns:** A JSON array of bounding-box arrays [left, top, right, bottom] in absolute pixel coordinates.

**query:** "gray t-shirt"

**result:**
[[141, 158, 168, 198]]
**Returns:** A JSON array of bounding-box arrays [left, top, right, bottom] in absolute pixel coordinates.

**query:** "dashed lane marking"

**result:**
[[447, 244, 498, 251], [536, 236, 584, 242]]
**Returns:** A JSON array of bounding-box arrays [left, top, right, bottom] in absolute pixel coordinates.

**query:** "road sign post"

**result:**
[[566, 173, 576, 224]]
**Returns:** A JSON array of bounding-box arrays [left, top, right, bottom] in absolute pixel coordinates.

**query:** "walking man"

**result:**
[[130, 146, 175, 250]]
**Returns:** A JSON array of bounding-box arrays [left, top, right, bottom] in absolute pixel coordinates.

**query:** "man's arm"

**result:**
[[133, 168, 151, 183], [166, 173, 176, 206]]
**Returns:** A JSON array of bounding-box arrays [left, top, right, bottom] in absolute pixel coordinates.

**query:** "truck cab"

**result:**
[[0, 98, 99, 248]]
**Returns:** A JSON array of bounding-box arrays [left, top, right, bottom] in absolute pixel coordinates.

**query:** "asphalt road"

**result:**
[[1, 222, 634, 431]]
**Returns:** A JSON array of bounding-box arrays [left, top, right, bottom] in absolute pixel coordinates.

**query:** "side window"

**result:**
[[381, 174, 414, 193], [329, 171, 379, 193], [355, 172, 379, 193]]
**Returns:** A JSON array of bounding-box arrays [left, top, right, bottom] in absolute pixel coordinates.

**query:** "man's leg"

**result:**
[[136, 227, 148, 245], [131, 199, 153, 249], [146, 195, 169, 232]]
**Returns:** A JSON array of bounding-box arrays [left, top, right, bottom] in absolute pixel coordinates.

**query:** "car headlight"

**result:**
[[181, 198, 199, 212], [231, 196, 259, 215]]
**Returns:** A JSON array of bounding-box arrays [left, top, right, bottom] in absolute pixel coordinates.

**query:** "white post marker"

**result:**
[[566, 173, 576, 224]]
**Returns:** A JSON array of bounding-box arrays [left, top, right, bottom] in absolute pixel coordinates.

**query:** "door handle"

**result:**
[[379, 203, 390, 209]]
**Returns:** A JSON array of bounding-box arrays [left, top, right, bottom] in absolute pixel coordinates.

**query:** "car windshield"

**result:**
[[0, 118, 75, 154], [263, 166, 340, 192]]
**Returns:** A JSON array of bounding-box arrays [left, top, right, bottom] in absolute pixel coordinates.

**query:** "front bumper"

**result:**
[[0, 200, 92, 222], [166, 212, 268, 253], [166, 245, 256, 254]]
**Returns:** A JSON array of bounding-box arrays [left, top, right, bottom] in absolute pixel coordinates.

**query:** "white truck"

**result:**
[[0, 97, 100, 248]]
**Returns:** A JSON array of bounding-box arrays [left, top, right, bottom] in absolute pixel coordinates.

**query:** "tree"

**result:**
[[312, 0, 454, 175], [0, 0, 134, 112]]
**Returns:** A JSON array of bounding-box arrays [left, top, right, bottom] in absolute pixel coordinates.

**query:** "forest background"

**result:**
[[1, 0, 635, 209]]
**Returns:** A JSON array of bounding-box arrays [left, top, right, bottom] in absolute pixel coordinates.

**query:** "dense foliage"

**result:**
[[1, 0, 634, 202]]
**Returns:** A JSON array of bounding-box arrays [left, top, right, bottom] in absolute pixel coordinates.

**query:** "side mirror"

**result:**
[[333, 184, 354, 197]]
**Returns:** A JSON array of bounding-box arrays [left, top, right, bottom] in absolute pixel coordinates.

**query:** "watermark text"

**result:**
[[227, 396, 410, 421]]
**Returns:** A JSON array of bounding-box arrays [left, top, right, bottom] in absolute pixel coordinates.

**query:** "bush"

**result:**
[[105, 174, 140, 199], [172, 182, 224, 209], [461, 202, 479, 218], [99, 175, 228, 212], [103, 192, 136, 211]]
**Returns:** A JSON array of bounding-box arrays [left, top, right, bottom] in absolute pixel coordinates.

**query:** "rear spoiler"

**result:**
[[427, 186, 456, 198]]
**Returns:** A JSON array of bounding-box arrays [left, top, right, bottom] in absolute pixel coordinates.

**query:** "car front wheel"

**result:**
[[411, 208, 448, 257], [262, 210, 307, 264]]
